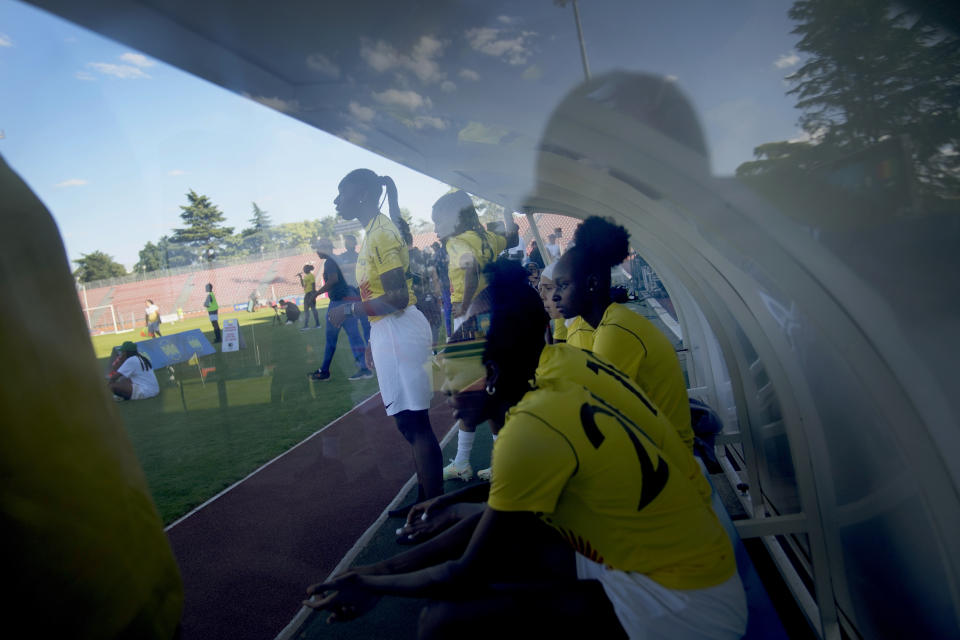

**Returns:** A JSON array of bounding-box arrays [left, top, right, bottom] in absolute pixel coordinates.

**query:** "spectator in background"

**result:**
[[338, 234, 360, 287], [525, 240, 545, 269], [109, 341, 159, 401], [298, 264, 320, 330], [410, 247, 443, 344], [545, 233, 561, 261], [432, 241, 452, 337], [144, 299, 161, 338], [537, 262, 566, 343], [278, 299, 300, 325], [309, 239, 372, 381], [203, 283, 221, 343]]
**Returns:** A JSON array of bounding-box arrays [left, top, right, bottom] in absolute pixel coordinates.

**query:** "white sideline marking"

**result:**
[[646, 296, 683, 340], [274, 419, 461, 640], [164, 392, 381, 532]]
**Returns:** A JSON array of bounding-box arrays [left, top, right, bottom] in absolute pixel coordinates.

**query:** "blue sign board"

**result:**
[[119, 330, 216, 368]]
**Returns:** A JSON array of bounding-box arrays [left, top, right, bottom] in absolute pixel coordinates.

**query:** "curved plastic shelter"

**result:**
[[18, 1, 960, 637]]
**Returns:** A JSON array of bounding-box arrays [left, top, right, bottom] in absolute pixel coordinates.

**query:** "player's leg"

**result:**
[[110, 377, 133, 400], [394, 409, 443, 501], [341, 314, 367, 370], [316, 304, 341, 376]]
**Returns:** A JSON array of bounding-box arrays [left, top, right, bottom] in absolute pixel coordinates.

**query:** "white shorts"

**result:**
[[576, 555, 747, 640], [369, 306, 433, 416], [131, 383, 159, 400]]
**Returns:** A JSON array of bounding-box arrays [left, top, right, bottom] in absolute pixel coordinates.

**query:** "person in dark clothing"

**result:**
[[278, 299, 300, 324], [432, 241, 452, 337], [526, 241, 545, 269], [203, 283, 221, 343], [309, 241, 373, 381]]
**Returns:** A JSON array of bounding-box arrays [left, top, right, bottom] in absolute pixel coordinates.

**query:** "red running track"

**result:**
[[165, 392, 455, 640]]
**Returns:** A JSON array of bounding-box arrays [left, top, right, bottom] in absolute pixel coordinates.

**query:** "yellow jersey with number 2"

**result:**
[[356, 214, 416, 322], [488, 358, 734, 591]]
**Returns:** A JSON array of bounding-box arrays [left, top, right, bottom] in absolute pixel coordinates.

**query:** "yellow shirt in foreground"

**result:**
[[564, 315, 594, 349], [534, 344, 709, 504], [488, 376, 734, 591], [356, 214, 417, 322], [591, 303, 693, 450], [446, 230, 507, 304]]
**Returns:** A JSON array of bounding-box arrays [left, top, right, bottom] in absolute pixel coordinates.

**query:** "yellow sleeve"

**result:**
[[488, 231, 507, 256], [368, 227, 405, 274], [487, 410, 578, 514]]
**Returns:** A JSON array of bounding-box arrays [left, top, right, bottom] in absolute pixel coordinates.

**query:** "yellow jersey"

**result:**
[[564, 315, 594, 349], [551, 318, 567, 342], [302, 272, 315, 295], [446, 230, 507, 304], [591, 303, 692, 448], [356, 214, 417, 322], [534, 344, 707, 503], [488, 376, 734, 590]]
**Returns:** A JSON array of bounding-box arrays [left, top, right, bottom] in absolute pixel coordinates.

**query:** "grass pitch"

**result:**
[[93, 306, 381, 524]]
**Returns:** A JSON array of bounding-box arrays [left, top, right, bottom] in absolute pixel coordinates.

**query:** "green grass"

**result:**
[[95, 306, 380, 524]]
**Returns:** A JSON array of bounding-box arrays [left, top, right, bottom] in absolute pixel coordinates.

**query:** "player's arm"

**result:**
[[459, 252, 479, 313], [308, 507, 542, 602], [353, 267, 409, 317]]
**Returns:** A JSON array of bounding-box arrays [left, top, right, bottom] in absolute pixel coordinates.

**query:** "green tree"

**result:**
[[739, 0, 960, 198], [241, 202, 275, 255], [74, 250, 127, 282], [172, 190, 234, 262], [134, 241, 164, 273], [158, 235, 194, 269]]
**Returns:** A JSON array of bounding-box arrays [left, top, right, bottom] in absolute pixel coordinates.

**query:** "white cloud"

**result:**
[[87, 62, 150, 79], [74, 71, 96, 81], [521, 64, 542, 80], [459, 68, 480, 81], [466, 27, 536, 65], [349, 101, 375, 122], [55, 178, 88, 188], [119, 52, 155, 68], [246, 94, 301, 113], [306, 53, 340, 78], [774, 52, 800, 69], [440, 80, 456, 93], [497, 15, 516, 25], [666, 74, 679, 83], [408, 115, 448, 130], [167, 169, 186, 176], [341, 127, 368, 146], [360, 36, 447, 84], [372, 88, 432, 111], [0, 33, 13, 47]]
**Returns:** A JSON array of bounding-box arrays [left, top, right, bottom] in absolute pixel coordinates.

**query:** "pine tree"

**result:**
[[172, 190, 234, 262]]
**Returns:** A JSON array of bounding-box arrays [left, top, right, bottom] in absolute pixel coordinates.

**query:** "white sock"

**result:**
[[454, 428, 475, 467], [491, 433, 498, 441]]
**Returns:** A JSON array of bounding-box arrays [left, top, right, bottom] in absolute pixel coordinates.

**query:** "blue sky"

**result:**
[[0, 0, 806, 270]]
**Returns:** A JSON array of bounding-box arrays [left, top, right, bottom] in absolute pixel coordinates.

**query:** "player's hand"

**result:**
[[398, 502, 473, 545], [405, 494, 449, 526], [304, 572, 379, 622], [364, 345, 375, 370], [328, 304, 347, 328]]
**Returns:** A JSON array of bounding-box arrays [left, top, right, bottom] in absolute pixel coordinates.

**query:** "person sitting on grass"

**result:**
[[303, 259, 745, 640], [108, 341, 159, 401]]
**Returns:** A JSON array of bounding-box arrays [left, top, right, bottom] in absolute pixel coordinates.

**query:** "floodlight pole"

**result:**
[[572, 0, 591, 81]]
